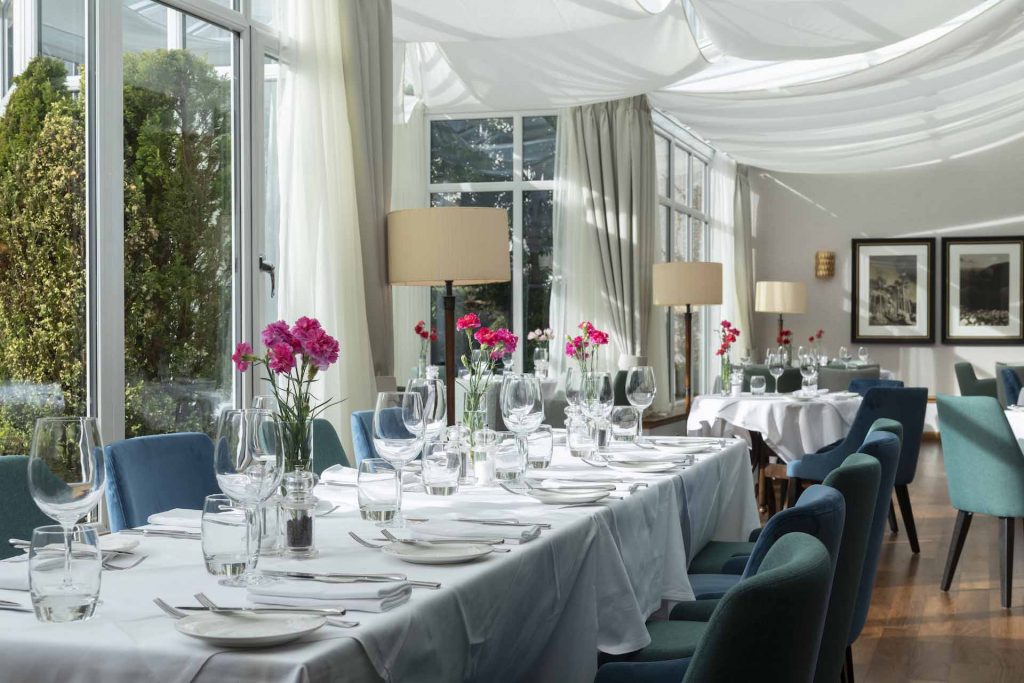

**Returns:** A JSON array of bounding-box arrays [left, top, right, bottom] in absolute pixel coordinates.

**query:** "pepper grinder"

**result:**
[[280, 470, 318, 558]]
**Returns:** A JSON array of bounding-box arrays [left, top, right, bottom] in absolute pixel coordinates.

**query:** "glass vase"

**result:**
[[280, 416, 314, 474], [720, 354, 732, 396]]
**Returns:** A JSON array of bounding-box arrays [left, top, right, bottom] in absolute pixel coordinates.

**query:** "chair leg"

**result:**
[[888, 501, 899, 533], [786, 477, 801, 508], [941, 510, 973, 592], [895, 484, 920, 554], [1001, 516, 1015, 609], [844, 645, 855, 683]]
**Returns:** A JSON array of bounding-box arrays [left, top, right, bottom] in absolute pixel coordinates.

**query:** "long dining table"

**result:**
[[0, 437, 758, 683]]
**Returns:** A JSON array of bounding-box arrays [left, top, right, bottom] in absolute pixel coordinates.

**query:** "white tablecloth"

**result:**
[[1005, 409, 1024, 452], [0, 441, 757, 683], [687, 394, 862, 462]]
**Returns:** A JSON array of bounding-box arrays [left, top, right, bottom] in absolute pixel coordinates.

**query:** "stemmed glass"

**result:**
[[213, 408, 284, 586], [407, 367, 446, 447], [838, 346, 852, 368], [799, 352, 818, 396], [565, 366, 584, 415], [500, 374, 545, 482], [372, 392, 425, 527], [27, 417, 105, 591], [582, 372, 614, 421], [626, 366, 656, 442], [533, 348, 550, 380], [858, 346, 870, 364], [768, 354, 786, 395]]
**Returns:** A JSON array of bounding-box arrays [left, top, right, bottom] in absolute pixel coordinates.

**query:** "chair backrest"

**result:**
[[484, 383, 507, 431], [741, 485, 845, 580], [813, 453, 881, 683], [847, 429, 900, 644], [936, 395, 1024, 518], [683, 533, 833, 683], [954, 362, 998, 399], [742, 365, 801, 393], [1000, 368, 1022, 409], [312, 418, 350, 474], [350, 410, 375, 464], [831, 388, 925, 486], [818, 366, 880, 392], [995, 363, 1024, 408], [104, 433, 219, 532], [847, 378, 903, 396], [0, 455, 53, 560], [613, 370, 629, 406]]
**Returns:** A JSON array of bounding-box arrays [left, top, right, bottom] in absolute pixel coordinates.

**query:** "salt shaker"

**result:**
[[280, 470, 318, 558]]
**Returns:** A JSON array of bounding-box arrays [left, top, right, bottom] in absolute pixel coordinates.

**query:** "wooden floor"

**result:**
[[854, 442, 1024, 682]]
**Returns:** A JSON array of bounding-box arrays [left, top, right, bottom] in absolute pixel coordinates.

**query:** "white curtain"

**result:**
[[278, 2, 376, 456], [708, 154, 754, 359]]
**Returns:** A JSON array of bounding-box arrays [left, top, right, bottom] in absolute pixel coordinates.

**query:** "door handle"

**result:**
[[259, 256, 276, 297]]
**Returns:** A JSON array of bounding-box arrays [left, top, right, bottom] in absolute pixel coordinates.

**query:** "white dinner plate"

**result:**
[[786, 394, 816, 402], [607, 460, 680, 473], [381, 541, 494, 564], [831, 391, 859, 400], [174, 612, 326, 648], [647, 443, 714, 455], [525, 488, 611, 505]]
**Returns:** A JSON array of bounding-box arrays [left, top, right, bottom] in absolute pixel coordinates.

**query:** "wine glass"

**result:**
[[799, 353, 818, 396], [213, 408, 284, 586], [583, 372, 614, 420], [565, 366, 584, 414], [27, 417, 105, 591], [626, 366, 656, 443], [407, 366, 446, 446], [501, 374, 545, 482], [372, 392, 425, 526], [839, 346, 852, 367], [768, 354, 786, 395], [533, 347, 550, 380], [858, 346, 869, 364]]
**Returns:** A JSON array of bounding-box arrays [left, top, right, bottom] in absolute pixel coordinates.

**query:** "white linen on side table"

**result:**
[[0, 441, 757, 683], [687, 394, 861, 462]]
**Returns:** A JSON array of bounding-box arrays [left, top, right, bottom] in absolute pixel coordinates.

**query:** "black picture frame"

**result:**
[[851, 238, 935, 344], [941, 236, 1024, 345]]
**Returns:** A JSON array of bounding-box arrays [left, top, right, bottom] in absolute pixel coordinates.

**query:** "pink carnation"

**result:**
[[457, 313, 481, 331], [262, 320, 299, 351], [303, 328, 340, 371], [565, 340, 577, 358], [474, 327, 495, 347], [290, 316, 322, 344], [268, 342, 296, 374], [492, 328, 518, 355], [589, 329, 609, 345], [232, 342, 254, 372]]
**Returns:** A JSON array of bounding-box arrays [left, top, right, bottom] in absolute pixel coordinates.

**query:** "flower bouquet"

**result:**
[[715, 320, 741, 394], [456, 313, 518, 433], [413, 320, 437, 379], [564, 321, 609, 375]]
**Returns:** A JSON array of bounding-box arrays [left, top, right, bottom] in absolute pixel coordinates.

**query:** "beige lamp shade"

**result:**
[[388, 207, 511, 285], [754, 280, 807, 314], [653, 261, 723, 307]]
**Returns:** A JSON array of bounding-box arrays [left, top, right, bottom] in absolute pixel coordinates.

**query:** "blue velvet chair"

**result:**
[[788, 387, 926, 554], [1000, 368, 1022, 408], [937, 395, 1024, 608], [312, 418, 350, 474], [351, 408, 413, 465], [0, 455, 54, 560], [104, 432, 220, 531], [595, 533, 834, 683], [847, 378, 903, 396]]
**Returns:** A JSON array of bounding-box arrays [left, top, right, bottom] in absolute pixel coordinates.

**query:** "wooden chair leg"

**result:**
[[1001, 516, 1015, 609], [888, 501, 899, 533], [844, 645, 855, 683], [895, 484, 920, 554], [941, 510, 973, 592], [787, 476, 801, 508]]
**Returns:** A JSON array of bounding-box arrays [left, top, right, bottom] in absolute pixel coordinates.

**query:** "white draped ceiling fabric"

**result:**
[[395, 0, 1024, 173]]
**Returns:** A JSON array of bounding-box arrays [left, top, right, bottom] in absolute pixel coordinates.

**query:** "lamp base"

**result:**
[[444, 281, 456, 426]]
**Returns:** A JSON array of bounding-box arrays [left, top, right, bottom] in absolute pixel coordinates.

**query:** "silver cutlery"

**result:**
[[0, 598, 31, 613], [121, 529, 200, 540], [153, 597, 187, 619], [350, 530, 509, 554], [380, 529, 511, 552], [193, 593, 359, 629], [261, 569, 441, 590], [558, 501, 610, 509], [523, 480, 617, 493], [499, 483, 526, 496], [455, 518, 551, 529], [102, 553, 147, 571], [317, 505, 341, 516]]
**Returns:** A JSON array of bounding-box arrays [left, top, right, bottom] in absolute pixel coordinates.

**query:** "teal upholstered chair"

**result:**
[[954, 362, 997, 399], [312, 418, 350, 475], [594, 533, 833, 683], [937, 395, 1024, 608], [817, 365, 880, 392], [742, 364, 801, 393], [0, 455, 53, 560], [995, 363, 1024, 408], [350, 410, 375, 464], [1000, 368, 1022, 409], [847, 378, 903, 396]]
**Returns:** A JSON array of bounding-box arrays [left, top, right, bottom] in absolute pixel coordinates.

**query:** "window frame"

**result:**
[[425, 110, 558, 371]]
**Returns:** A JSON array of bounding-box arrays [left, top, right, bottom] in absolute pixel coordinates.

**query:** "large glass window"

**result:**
[[428, 114, 557, 372], [1, 0, 13, 93], [655, 128, 710, 406]]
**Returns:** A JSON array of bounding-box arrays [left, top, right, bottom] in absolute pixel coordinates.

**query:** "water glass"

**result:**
[[372, 392, 426, 526], [422, 442, 461, 495], [567, 415, 598, 459], [610, 406, 640, 443], [533, 348, 550, 380], [202, 494, 251, 578], [29, 525, 101, 623], [527, 425, 554, 469], [838, 346, 851, 366], [565, 366, 584, 409], [750, 375, 767, 395], [493, 432, 525, 482], [358, 459, 399, 524]]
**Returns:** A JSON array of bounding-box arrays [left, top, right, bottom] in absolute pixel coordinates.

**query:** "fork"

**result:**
[[350, 530, 511, 553], [195, 593, 359, 628], [153, 597, 187, 619], [103, 554, 147, 571], [380, 529, 511, 552]]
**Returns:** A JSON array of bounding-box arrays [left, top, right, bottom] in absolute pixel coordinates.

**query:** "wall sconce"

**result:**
[[815, 250, 835, 279]]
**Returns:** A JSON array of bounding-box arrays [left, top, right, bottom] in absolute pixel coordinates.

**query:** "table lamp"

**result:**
[[754, 281, 807, 336], [653, 261, 723, 414], [388, 207, 510, 425]]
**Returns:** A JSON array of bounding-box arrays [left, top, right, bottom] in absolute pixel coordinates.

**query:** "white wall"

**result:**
[[749, 138, 1024, 396]]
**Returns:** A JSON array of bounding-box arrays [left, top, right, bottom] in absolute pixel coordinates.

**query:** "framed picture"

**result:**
[[941, 237, 1024, 344], [851, 238, 935, 344]]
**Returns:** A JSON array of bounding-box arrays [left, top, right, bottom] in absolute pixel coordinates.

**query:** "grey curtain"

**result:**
[[340, 0, 393, 376], [734, 165, 755, 350], [563, 95, 656, 359]]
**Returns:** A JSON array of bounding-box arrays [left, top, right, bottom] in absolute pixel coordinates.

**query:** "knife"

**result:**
[[260, 569, 441, 590], [455, 518, 552, 529], [173, 605, 348, 616]]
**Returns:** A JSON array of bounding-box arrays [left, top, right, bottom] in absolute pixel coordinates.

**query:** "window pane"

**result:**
[[523, 190, 553, 372], [122, 3, 235, 437], [40, 0, 85, 77], [185, 14, 232, 68], [655, 134, 670, 198], [428, 192, 512, 368], [691, 218, 706, 262], [672, 312, 703, 398], [430, 118, 513, 184], [672, 146, 688, 204], [260, 54, 280, 327], [672, 211, 688, 262], [251, 0, 280, 25], [123, 0, 167, 52], [522, 115, 556, 181], [657, 206, 669, 262], [691, 158, 705, 212], [2, 0, 13, 92], [0, 45, 88, 453]]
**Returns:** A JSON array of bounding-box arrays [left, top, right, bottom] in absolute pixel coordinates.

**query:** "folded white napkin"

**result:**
[[537, 479, 617, 491], [248, 580, 411, 613], [411, 521, 541, 545], [0, 559, 29, 591], [528, 469, 617, 483], [147, 509, 202, 529]]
